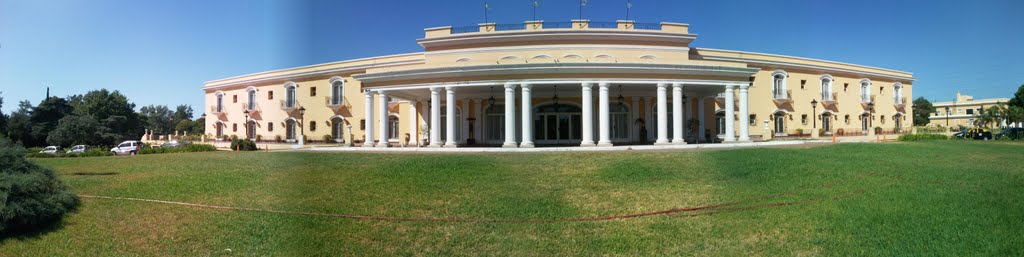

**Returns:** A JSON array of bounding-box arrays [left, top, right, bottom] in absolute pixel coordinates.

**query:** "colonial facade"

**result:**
[[203, 20, 914, 148], [928, 91, 1011, 128]]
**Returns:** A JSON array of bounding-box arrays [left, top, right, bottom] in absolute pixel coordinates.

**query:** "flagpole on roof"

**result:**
[[484, 1, 491, 23], [532, 1, 540, 21], [626, 0, 632, 20]]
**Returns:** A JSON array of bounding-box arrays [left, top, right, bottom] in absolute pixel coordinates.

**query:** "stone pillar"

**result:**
[[671, 83, 686, 144], [363, 90, 375, 147], [444, 86, 458, 148], [520, 84, 534, 148], [503, 83, 518, 148], [377, 91, 390, 147], [655, 83, 670, 145], [429, 87, 442, 147], [724, 85, 737, 142], [738, 84, 751, 142], [580, 82, 595, 146], [698, 97, 706, 143], [409, 100, 419, 146], [597, 82, 612, 146]]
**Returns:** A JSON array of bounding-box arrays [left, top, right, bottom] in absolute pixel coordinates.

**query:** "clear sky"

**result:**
[[2, 0, 1022, 116]]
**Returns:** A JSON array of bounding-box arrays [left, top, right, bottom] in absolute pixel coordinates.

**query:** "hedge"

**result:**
[[229, 139, 258, 151], [898, 134, 948, 141], [0, 138, 80, 233], [139, 144, 217, 155]]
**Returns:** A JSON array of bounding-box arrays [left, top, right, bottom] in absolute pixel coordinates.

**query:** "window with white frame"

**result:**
[[484, 105, 504, 141], [894, 83, 903, 104], [820, 75, 833, 101], [331, 80, 344, 105], [860, 79, 871, 102], [216, 94, 224, 112], [247, 89, 256, 110], [772, 70, 787, 99], [285, 84, 296, 108], [610, 104, 629, 139], [388, 115, 399, 139]]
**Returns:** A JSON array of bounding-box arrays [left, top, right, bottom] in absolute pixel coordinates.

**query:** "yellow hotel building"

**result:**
[[203, 20, 914, 148]]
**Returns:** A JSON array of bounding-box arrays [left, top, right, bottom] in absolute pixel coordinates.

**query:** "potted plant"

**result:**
[[796, 128, 804, 136], [274, 135, 283, 143], [818, 128, 825, 136], [322, 134, 334, 144], [875, 126, 883, 134], [837, 128, 845, 135]]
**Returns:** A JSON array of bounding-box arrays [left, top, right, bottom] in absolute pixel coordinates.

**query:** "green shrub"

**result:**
[[899, 134, 948, 141], [0, 138, 80, 233], [229, 139, 257, 151], [322, 134, 334, 142]]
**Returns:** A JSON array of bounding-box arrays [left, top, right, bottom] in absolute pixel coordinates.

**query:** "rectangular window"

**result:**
[[966, 109, 974, 115], [268, 122, 274, 132], [310, 121, 316, 131], [801, 114, 808, 125], [749, 115, 756, 126], [233, 95, 237, 103], [233, 123, 237, 132], [268, 91, 274, 100], [360, 119, 366, 130], [310, 87, 317, 97]]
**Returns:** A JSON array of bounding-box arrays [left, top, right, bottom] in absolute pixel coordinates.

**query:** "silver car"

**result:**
[[66, 145, 88, 154], [39, 146, 61, 154], [110, 141, 142, 156]]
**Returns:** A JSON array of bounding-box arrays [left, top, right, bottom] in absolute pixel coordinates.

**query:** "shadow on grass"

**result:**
[[71, 172, 119, 176], [0, 218, 69, 243]]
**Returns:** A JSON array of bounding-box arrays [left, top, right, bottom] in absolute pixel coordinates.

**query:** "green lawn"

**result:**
[[2, 141, 1023, 255]]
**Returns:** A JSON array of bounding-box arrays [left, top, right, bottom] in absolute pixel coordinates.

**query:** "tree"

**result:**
[[912, 97, 935, 126], [0, 138, 80, 233], [6, 101, 33, 146], [70, 89, 144, 141], [46, 115, 108, 147], [172, 105, 193, 126], [140, 105, 174, 135], [27, 97, 74, 147], [1007, 106, 1024, 127], [0, 92, 8, 137], [1009, 83, 1024, 108]]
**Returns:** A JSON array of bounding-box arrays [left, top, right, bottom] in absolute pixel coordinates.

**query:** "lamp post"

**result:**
[[867, 102, 875, 135], [298, 107, 306, 145], [243, 109, 250, 140], [945, 106, 950, 128], [811, 99, 818, 138]]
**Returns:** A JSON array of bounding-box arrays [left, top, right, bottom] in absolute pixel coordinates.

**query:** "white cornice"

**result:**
[[933, 98, 1011, 106], [700, 54, 915, 82], [353, 63, 759, 84], [203, 58, 425, 90], [204, 52, 424, 86], [425, 44, 688, 56], [418, 30, 696, 49], [696, 48, 912, 75]]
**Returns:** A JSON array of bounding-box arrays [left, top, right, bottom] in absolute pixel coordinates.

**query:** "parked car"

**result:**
[[955, 128, 992, 140], [39, 146, 62, 154], [110, 141, 143, 156], [996, 127, 1024, 140], [161, 140, 192, 148], [66, 145, 88, 154]]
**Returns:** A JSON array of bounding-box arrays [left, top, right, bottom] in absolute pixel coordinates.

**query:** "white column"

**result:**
[[597, 82, 613, 146], [724, 85, 737, 142], [520, 84, 534, 148], [502, 83, 518, 147], [377, 91, 390, 147], [409, 100, 419, 146], [698, 97, 706, 143], [655, 83, 670, 145], [429, 87, 442, 147], [738, 84, 751, 142], [671, 83, 686, 144], [363, 90, 375, 147], [631, 96, 640, 143], [580, 82, 595, 146], [444, 86, 457, 147]]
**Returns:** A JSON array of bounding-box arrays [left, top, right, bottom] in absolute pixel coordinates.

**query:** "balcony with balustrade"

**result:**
[[821, 92, 838, 106], [894, 96, 907, 108], [325, 96, 349, 110], [860, 94, 876, 109], [280, 99, 302, 112], [772, 89, 792, 104]]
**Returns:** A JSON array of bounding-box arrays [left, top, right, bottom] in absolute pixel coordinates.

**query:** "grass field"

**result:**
[[2, 141, 1023, 255]]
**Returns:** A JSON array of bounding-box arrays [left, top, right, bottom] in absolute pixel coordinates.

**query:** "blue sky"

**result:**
[[1, 0, 1022, 116]]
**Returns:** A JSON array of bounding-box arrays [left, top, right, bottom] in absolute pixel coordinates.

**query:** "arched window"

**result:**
[[484, 105, 505, 141], [771, 70, 787, 99], [611, 104, 629, 139], [284, 83, 297, 108], [388, 115, 400, 140], [820, 75, 833, 101], [331, 117, 345, 141], [286, 119, 297, 140], [215, 92, 225, 112], [330, 78, 344, 105], [215, 122, 224, 138], [860, 79, 871, 103], [246, 120, 257, 139], [247, 89, 257, 110], [894, 83, 904, 104], [715, 111, 726, 136]]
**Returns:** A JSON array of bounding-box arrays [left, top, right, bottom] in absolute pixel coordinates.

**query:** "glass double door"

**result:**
[[534, 113, 581, 144]]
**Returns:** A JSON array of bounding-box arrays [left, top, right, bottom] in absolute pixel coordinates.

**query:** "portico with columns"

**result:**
[[355, 77, 754, 148]]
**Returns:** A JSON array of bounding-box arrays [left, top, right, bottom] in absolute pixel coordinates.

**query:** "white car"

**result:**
[[39, 146, 61, 154], [66, 145, 88, 154], [110, 141, 142, 156]]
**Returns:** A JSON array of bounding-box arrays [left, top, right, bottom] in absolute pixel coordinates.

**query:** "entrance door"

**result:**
[[534, 104, 582, 145], [861, 114, 870, 132], [774, 113, 786, 136]]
